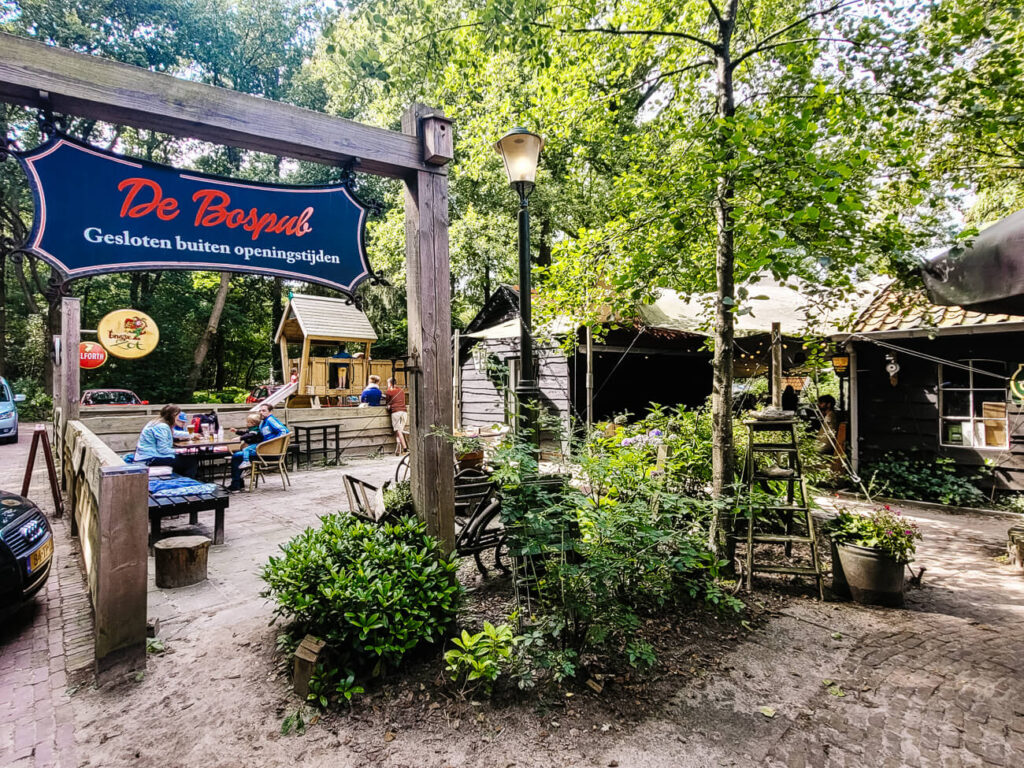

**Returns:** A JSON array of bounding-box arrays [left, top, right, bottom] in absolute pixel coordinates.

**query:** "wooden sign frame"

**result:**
[[0, 33, 455, 550]]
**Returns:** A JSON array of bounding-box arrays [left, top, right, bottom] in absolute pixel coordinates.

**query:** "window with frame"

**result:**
[[938, 359, 1008, 449]]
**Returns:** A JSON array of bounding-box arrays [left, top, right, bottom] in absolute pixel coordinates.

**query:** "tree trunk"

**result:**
[[214, 329, 226, 390], [45, 278, 61, 396], [185, 273, 231, 394], [271, 278, 284, 383], [711, 2, 738, 499]]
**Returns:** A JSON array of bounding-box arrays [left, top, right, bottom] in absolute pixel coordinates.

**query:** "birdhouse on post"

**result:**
[[421, 114, 454, 165]]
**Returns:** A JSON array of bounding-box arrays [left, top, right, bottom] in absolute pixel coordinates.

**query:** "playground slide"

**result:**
[[251, 381, 297, 412]]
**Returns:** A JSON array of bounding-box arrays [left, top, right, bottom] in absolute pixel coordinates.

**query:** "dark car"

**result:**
[[81, 389, 148, 406], [0, 490, 54, 610], [0, 377, 26, 444]]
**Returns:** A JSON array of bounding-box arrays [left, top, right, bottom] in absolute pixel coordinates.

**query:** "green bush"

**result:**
[[444, 621, 518, 696], [381, 480, 414, 517], [191, 387, 249, 404], [863, 451, 988, 508], [491, 427, 740, 682], [10, 377, 53, 423], [261, 513, 462, 707]]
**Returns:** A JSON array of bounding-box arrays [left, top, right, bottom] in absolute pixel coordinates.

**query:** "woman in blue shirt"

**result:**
[[133, 404, 199, 477]]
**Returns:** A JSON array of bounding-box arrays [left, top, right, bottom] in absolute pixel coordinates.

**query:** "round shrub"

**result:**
[[261, 513, 462, 695]]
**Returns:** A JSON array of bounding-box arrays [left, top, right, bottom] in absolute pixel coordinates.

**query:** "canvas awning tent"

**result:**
[[922, 209, 1024, 316], [638, 278, 887, 337]]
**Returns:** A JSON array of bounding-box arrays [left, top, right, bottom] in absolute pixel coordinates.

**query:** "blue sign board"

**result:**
[[16, 135, 372, 294]]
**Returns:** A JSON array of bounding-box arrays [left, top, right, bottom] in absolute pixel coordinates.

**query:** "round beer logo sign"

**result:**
[[79, 342, 107, 369], [97, 309, 159, 359]]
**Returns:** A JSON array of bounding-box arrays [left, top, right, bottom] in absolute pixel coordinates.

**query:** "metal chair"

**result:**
[[249, 434, 292, 492], [454, 467, 496, 519]]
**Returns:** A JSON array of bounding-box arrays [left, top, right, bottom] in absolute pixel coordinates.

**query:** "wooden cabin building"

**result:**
[[275, 294, 406, 408], [456, 286, 812, 439], [840, 283, 1024, 490]]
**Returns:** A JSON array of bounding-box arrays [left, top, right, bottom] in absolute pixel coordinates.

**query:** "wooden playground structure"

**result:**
[[275, 293, 407, 408]]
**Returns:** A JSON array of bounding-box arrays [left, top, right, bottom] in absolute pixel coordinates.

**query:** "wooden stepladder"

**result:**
[[743, 417, 823, 599], [21, 423, 65, 517]]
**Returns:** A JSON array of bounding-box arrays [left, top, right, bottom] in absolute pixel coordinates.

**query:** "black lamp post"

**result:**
[[494, 127, 544, 457]]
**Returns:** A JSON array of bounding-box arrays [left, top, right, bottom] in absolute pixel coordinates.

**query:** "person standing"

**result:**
[[226, 403, 289, 492], [781, 385, 799, 413], [816, 394, 838, 455], [360, 374, 384, 406], [385, 377, 408, 454]]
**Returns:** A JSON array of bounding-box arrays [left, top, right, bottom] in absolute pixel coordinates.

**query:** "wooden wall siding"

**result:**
[[853, 334, 1024, 491], [459, 338, 571, 442]]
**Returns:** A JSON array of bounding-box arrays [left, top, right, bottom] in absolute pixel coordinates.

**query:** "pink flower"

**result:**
[[884, 504, 890, 510], [905, 530, 913, 536]]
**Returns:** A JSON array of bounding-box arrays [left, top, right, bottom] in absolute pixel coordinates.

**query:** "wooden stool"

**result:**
[[154, 535, 211, 588]]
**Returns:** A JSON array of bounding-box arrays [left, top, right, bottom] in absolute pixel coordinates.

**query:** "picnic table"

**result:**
[[148, 474, 229, 546], [174, 437, 241, 483]]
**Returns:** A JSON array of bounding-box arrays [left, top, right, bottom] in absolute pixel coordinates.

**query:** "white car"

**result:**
[[0, 378, 27, 444]]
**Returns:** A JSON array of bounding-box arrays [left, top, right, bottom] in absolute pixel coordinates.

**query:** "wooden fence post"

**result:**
[[60, 297, 81, 424], [402, 104, 455, 553], [94, 463, 149, 680]]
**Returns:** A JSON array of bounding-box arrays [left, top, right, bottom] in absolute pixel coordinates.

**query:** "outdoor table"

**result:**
[[291, 423, 342, 470], [148, 474, 229, 546], [175, 437, 242, 483]]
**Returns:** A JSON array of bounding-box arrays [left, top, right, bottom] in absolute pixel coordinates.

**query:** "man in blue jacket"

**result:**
[[226, 403, 289, 492]]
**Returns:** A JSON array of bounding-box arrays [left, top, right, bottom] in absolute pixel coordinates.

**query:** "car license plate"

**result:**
[[28, 537, 53, 574]]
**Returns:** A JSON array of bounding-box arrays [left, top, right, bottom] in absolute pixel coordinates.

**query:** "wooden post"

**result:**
[[60, 298, 81, 424], [770, 322, 782, 409], [403, 104, 455, 553], [586, 325, 594, 432], [848, 343, 859, 476], [452, 329, 461, 431], [94, 463, 149, 681]]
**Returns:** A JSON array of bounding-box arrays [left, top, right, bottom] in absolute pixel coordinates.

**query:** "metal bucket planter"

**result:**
[[835, 543, 905, 607], [829, 540, 851, 599]]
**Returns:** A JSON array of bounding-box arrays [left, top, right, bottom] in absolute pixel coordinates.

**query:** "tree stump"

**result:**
[[154, 535, 211, 588], [1008, 526, 1024, 572]]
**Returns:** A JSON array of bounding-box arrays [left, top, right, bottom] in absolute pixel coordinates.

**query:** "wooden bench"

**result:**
[[148, 485, 229, 545]]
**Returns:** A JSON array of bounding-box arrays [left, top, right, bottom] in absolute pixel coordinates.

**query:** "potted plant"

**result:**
[[822, 506, 922, 607], [452, 434, 485, 470]]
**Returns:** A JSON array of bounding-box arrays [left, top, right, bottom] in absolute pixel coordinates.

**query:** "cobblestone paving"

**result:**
[[760, 501, 1024, 768], [0, 427, 93, 768], [5, 422, 1024, 767]]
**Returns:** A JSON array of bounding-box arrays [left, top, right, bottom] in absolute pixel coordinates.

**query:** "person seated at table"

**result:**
[[233, 412, 262, 445], [133, 404, 199, 478], [360, 374, 384, 406], [226, 403, 289, 492], [172, 411, 191, 440]]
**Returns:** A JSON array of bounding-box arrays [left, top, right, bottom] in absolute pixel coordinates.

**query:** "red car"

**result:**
[[81, 389, 149, 406], [245, 384, 285, 404]]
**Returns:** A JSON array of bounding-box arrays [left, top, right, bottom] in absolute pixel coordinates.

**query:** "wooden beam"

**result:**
[[0, 33, 442, 181], [403, 104, 455, 553]]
